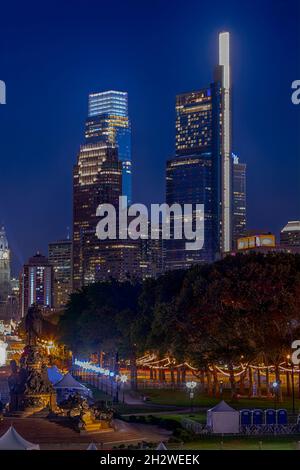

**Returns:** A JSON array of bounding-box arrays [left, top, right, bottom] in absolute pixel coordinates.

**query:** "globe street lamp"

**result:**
[[119, 374, 128, 403], [186, 381, 197, 413], [272, 381, 279, 410]]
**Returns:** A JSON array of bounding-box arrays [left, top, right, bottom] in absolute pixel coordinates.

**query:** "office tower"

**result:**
[[85, 90, 132, 205], [73, 141, 121, 289], [20, 252, 53, 318], [0, 226, 11, 303], [216, 31, 232, 253], [232, 154, 247, 247], [165, 32, 232, 270], [280, 221, 300, 247], [139, 223, 164, 279], [48, 239, 72, 309]]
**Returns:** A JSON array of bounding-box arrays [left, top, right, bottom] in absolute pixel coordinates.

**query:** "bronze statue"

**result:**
[[25, 304, 43, 346]]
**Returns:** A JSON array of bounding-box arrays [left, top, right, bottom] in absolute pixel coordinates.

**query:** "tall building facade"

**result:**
[[48, 239, 72, 309], [20, 252, 53, 317], [73, 124, 139, 289], [232, 154, 247, 247], [280, 221, 300, 247], [86, 90, 132, 205], [165, 32, 232, 270], [0, 226, 11, 303]]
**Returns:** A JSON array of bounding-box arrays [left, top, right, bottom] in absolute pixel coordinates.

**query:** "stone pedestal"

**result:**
[[8, 345, 57, 416]]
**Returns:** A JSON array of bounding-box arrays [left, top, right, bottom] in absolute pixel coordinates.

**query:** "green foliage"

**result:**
[[58, 253, 300, 369]]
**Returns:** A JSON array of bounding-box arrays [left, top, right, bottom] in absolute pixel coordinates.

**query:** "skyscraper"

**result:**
[[232, 154, 247, 246], [20, 252, 53, 317], [72, 141, 122, 289], [48, 239, 72, 309], [165, 32, 232, 270], [280, 221, 300, 247], [85, 90, 132, 205]]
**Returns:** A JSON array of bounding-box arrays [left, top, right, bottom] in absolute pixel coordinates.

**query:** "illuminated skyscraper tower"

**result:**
[[232, 154, 247, 246], [85, 90, 132, 205], [215, 32, 232, 253], [165, 32, 233, 269]]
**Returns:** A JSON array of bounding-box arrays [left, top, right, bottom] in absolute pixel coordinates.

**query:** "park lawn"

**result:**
[[157, 412, 207, 424], [182, 437, 299, 450], [142, 389, 300, 411]]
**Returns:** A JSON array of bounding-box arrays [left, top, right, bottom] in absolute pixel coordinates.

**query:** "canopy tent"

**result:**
[[156, 442, 167, 450], [54, 372, 92, 401], [207, 400, 240, 434], [47, 365, 63, 384], [54, 372, 89, 391], [0, 426, 40, 450], [87, 442, 98, 450]]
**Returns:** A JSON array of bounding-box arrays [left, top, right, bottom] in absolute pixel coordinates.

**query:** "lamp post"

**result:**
[[287, 354, 295, 415], [186, 381, 197, 413], [272, 381, 279, 410], [119, 374, 128, 404], [219, 380, 224, 399]]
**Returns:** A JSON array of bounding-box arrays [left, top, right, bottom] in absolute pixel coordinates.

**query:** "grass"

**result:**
[[181, 437, 300, 450], [142, 389, 300, 411]]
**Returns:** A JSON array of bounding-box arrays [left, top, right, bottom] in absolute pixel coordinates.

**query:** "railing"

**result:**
[[181, 418, 300, 436]]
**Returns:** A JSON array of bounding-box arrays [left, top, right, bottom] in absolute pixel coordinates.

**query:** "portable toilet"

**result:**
[[277, 409, 288, 425], [252, 409, 264, 425], [240, 409, 252, 426], [265, 409, 276, 425]]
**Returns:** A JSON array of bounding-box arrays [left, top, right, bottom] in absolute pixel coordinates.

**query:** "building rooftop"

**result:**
[[281, 221, 300, 233]]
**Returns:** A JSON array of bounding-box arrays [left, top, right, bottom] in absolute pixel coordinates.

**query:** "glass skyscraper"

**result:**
[[85, 90, 132, 205], [232, 154, 247, 247], [165, 32, 233, 270]]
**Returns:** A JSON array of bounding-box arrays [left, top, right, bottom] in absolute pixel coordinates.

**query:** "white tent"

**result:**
[[156, 442, 167, 450], [54, 372, 90, 392], [207, 400, 240, 434], [87, 442, 98, 450], [0, 426, 40, 450]]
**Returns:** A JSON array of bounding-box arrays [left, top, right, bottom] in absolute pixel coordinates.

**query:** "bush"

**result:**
[[173, 428, 196, 442]]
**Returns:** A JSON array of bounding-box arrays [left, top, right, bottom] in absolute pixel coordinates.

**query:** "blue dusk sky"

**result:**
[[0, 0, 299, 273]]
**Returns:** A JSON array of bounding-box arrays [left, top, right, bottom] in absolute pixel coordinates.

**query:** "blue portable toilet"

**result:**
[[240, 409, 252, 425], [277, 409, 288, 425], [265, 409, 276, 425], [252, 409, 264, 425]]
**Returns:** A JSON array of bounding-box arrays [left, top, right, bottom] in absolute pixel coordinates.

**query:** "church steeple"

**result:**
[[0, 226, 9, 252], [0, 226, 11, 303]]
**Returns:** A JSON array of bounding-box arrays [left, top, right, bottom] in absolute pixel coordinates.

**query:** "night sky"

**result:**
[[0, 0, 299, 274]]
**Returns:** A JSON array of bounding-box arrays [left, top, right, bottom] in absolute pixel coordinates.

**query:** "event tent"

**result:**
[[207, 400, 240, 434], [54, 372, 90, 392], [0, 426, 40, 450], [156, 442, 167, 450], [47, 365, 63, 384], [87, 442, 98, 450]]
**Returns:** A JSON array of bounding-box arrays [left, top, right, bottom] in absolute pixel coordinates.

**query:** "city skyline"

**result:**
[[0, 0, 299, 274]]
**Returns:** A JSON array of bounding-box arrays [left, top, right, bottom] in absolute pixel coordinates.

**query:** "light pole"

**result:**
[[272, 381, 279, 410], [119, 374, 128, 404], [186, 381, 197, 413], [219, 380, 224, 399], [287, 354, 295, 415]]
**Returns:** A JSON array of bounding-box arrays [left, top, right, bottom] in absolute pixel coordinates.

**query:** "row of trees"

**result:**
[[58, 253, 300, 397]]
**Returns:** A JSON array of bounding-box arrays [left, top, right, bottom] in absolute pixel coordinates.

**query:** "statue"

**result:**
[[7, 305, 56, 415], [25, 304, 43, 346]]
